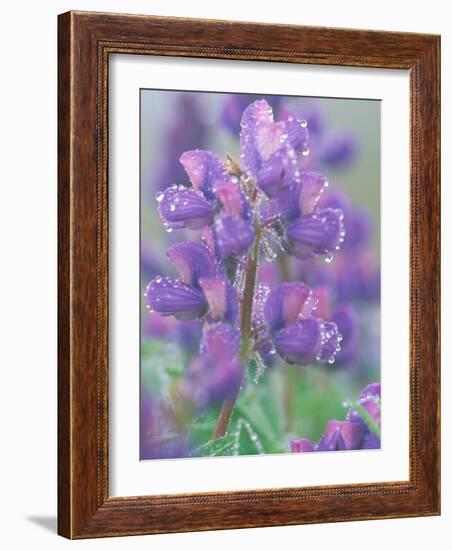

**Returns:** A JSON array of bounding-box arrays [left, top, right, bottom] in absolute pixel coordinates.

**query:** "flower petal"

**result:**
[[264, 282, 318, 332], [299, 172, 329, 214], [179, 150, 228, 201], [331, 304, 358, 365], [158, 186, 214, 230], [255, 145, 299, 198], [255, 121, 288, 161], [286, 208, 345, 260], [316, 321, 342, 364], [240, 99, 274, 177], [213, 214, 255, 258], [199, 277, 239, 323], [291, 438, 315, 452], [215, 180, 246, 218], [361, 432, 380, 449], [272, 317, 341, 366], [281, 114, 309, 152], [317, 420, 364, 451], [273, 318, 322, 366], [166, 242, 218, 287], [145, 276, 207, 320]]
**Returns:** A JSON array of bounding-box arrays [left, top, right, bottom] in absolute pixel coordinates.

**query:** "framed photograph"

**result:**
[[58, 11, 440, 538]]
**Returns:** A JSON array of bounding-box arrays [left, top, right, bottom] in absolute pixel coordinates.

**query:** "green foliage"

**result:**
[[232, 418, 264, 455], [141, 339, 185, 400], [192, 435, 235, 457], [353, 401, 381, 438], [141, 337, 380, 457]]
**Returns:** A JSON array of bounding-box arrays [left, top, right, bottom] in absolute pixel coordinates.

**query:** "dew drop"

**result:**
[[324, 251, 334, 263], [155, 191, 164, 202]]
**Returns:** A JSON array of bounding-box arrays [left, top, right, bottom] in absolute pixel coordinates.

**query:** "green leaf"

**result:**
[[353, 401, 381, 439], [188, 410, 221, 447], [234, 372, 285, 453], [141, 339, 186, 399], [192, 434, 235, 457], [232, 418, 264, 456]]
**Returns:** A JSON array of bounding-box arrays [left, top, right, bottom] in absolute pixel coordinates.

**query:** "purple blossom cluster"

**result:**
[[221, 95, 358, 171], [145, 99, 352, 432], [291, 383, 381, 452]]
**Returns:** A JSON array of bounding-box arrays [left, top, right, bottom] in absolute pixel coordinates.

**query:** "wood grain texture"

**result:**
[[57, 10, 440, 539]]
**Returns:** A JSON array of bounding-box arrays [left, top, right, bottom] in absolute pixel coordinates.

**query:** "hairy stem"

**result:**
[[213, 228, 261, 439]]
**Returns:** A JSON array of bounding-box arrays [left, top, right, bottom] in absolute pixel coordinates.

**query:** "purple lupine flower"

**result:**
[[157, 185, 215, 230], [179, 150, 228, 202], [220, 94, 283, 135], [240, 99, 309, 198], [347, 383, 381, 449], [199, 276, 239, 324], [158, 151, 255, 258], [348, 383, 381, 425], [145, 242, 215, 321], [259, 172, 345, 262], [211, 179, 255, 258], [279, 98, 359, 172], [236, 100, 346, 263], [212, 215, 255, 258], [263, 172, 329, 222], [285, 208, 345, 261], [146, 242, 239, 323], [282, 100, 325, 135], [157, 150, 228, 231], [263, 282, 342, 366], [290, 419, 364, 454], [319, 131, 358, 169], [318, 195, 380, 302], [182, 323, 243, 409], [291, 438, 315, 452], [290, 383, 380, 454], [264, 282, 318, 332], [316, 419, 364, 451], [330, 304, 359, 365], [273, 318, 341, 365], [146, 276, 207, 321], [320, 190, 372, 252]]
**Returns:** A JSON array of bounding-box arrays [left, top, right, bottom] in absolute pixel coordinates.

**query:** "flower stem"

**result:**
[[213, 228, 261, 439]]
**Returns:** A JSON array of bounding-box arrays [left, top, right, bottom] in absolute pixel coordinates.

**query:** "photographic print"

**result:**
[[140, 90, 381, 460]]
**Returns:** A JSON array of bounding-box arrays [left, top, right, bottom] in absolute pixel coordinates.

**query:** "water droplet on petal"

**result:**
[[324, 251, 334, 263], [155, 191, 164, 202]]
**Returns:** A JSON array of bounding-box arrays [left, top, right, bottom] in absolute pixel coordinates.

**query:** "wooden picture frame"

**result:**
[[58, 10, 440, 538]]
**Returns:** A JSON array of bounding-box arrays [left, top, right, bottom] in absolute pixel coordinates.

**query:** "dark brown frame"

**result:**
[[58, 10, 440, 539]]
